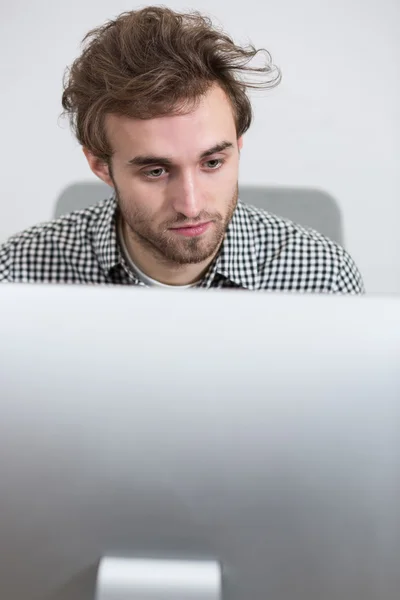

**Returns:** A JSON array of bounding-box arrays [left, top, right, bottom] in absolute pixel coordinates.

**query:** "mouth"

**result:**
[[169, 221, 212, 237]]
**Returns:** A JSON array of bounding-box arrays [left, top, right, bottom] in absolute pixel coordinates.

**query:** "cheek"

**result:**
[[199, 163, 238, 195], [118, 179, 168, 222], [213, 167, 239, 200], [214, 160, 239, 189]]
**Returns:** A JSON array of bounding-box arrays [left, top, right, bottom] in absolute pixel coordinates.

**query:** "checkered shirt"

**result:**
[[0, 195, 364, 292]]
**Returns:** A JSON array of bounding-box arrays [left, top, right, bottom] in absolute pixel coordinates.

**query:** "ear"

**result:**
[[82, 147, 114, 188], [237, 136, 244, 151]]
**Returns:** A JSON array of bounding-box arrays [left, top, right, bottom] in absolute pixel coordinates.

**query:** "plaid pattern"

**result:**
[[0, 195, 364, 292]]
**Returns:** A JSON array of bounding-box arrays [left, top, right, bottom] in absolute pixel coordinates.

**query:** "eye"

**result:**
[[204, 158, 224, 170], [143, 167, 166, 179]]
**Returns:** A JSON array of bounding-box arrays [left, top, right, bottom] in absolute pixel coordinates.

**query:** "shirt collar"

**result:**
[[94, 195, 260, 289], [213, 200, 260, 290], [94, 194, 121, 275]]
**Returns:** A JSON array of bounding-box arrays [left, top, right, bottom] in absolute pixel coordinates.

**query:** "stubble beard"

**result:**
[[116, 185, 239, 266]]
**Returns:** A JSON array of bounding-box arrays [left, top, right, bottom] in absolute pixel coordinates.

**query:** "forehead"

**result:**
[[105, 85, 237, 159]]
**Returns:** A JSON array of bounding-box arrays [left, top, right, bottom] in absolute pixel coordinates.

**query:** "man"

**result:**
[[0, 6, 364, 292]]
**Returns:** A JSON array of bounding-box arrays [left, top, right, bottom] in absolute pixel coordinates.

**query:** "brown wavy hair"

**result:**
[[62, 6, 281, 161]]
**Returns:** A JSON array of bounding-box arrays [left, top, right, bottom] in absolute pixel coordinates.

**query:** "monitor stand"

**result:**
[[95, 557, 222, 600]]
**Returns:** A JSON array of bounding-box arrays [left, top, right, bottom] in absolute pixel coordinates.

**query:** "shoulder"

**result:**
[[0, 199, 111, 283], [237, 201, 364, 293], [239, 200, 337, 243], [7, 200, 108, 245]]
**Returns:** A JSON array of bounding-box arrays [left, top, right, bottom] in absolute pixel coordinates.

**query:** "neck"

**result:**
[[121, 219, 215, 286]]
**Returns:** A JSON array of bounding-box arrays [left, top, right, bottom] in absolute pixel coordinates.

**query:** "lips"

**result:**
[[170, 222, 212, 237]]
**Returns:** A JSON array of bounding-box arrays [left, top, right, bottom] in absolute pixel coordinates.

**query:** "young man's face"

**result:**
[[87, 84, 243, 266]]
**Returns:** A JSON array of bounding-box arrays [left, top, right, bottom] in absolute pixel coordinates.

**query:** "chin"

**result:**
[[171, 244, 221, 266]]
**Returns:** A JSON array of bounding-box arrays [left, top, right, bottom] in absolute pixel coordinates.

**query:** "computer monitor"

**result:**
[[0, 285, 399, 600]]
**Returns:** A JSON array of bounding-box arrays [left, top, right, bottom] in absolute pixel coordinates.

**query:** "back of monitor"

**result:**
[[0, 286, 399, 600]]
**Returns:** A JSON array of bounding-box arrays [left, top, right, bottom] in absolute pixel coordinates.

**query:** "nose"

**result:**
[[170, 170, 203, 219]]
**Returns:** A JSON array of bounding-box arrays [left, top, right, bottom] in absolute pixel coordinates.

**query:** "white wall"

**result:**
[[0, 0, 399, 293]]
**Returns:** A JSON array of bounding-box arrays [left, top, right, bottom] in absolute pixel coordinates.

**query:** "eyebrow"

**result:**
[[127, 141, 234, 167]]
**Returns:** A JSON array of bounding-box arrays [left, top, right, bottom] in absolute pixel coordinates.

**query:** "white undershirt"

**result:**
[[118, 217, 198, 289]]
